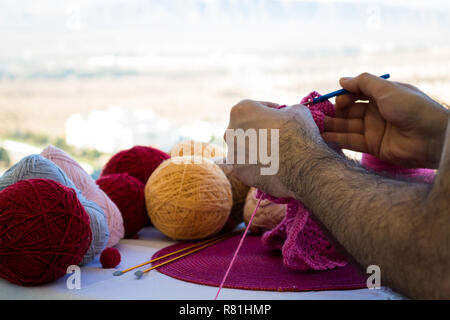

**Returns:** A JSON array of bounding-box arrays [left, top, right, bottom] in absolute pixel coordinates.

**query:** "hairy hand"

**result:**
[[323, 72, 449, 168], [224, 99, 326, 198]]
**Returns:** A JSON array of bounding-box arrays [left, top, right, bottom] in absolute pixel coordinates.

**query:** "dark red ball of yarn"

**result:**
[[100, 247, 121, 268], [100, 146, 170, 185], [97, 173, 148, 238], [0, 179, 92, 286]]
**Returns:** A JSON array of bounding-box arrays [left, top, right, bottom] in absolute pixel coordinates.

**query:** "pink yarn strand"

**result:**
[[214, 196, 263, 300]]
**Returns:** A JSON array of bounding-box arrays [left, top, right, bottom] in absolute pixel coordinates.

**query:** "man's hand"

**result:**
[[224, 78, 450, 299], [224, 99, 324, 198], [323, 72, 449, 168]]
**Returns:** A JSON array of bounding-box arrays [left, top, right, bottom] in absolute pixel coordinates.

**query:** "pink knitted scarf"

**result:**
[[259, 91, 435, 271]]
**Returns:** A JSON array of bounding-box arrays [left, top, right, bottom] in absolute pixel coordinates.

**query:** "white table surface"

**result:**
[[0, 227, 403, 300]]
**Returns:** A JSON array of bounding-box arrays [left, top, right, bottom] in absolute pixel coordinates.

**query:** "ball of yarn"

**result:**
[[243, 187, 286, 235], [101, 146, 170, 185], [0, 154, 109, 265], [170, 140, 225, 159], [41, 145, 124, 247], [0, 154, 74, 192], [0, 179, 92, 286], [97, 173, 148, 238], [79, 201, 109, 265], [214, 157, 250, 231], [100, 248, 121, 268], [145, 156, 232, 240]]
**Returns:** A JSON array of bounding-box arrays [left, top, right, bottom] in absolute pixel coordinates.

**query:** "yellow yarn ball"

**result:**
[[214, 158, 250, 230], [169, 140, 225, 159], [145, 156, 232, 240]]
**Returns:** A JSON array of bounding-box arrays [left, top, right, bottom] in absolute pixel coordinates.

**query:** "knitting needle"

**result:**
[[113, 229, 243, 276], [113, 230, 240, 276], [134, 232, 238, 279], [303, 73, 390, 105]]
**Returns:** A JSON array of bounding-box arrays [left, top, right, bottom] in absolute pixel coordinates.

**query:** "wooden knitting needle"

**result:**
[[134, 232, 237, 279], [113, 229, 243, 276], [303, 73, 390, 105]]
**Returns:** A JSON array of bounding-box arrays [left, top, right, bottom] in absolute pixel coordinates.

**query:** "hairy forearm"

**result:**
[[281, 123, 450, 299]]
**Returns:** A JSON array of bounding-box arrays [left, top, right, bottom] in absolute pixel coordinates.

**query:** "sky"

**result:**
[[0, 1, 449, 81]]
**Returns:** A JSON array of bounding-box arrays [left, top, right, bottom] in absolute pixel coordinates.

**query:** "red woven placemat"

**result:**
[[152, 234, 367, 292]]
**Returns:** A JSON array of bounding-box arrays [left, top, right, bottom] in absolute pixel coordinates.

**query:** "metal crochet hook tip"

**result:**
[[113, 270, 123, 276], [134, 270, 144, 279]]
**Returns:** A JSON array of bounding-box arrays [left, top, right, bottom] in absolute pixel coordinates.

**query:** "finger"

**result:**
[[335, 93, 356, 109], [339, 72, 391, 100], [336, 91, 371, 104], [322, 132, 368, 153], [324, 117, 364, 134], [335, 92, 370, 113], [335, 102, 368, 119]]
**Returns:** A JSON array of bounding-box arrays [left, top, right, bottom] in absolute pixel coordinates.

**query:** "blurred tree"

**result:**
[[4, 131, 108, 172], [0, 147, 11, 167], [54, 137, 72, 152]]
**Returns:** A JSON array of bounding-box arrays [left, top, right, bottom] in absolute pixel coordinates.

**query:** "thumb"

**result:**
[[339, 72, 390, 100]]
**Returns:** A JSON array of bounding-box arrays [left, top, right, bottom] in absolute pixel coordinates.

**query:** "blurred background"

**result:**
[[1, 0, 449, 176]]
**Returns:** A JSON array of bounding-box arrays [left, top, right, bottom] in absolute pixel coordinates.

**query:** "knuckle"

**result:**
[[229, 105, 241, 118], [358, 72, 371, 80], [236, 99, 253, 108], [231, 99, 251, 115], [390, 81, 403, 90], [395, 81, 418, 91]]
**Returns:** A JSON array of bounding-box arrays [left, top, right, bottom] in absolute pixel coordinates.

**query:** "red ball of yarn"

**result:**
[[97, 173, 148, 238], [100, 146, 170, 185], [0, 179, 92, 286], [100, 247, 121, 268]]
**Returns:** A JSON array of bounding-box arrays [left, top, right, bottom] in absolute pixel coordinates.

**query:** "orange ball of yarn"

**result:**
[[145, 156, 232, 240], [214, 158, 250, 231], [243, 187, 286, 235], [169, 140, 225, 159]]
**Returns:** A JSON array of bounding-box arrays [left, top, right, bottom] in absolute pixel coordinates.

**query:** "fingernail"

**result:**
[[340, 77, 352, 82]]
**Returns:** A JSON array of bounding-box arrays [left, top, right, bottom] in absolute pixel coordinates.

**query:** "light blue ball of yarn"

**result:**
[[0, 154, 109, 265]]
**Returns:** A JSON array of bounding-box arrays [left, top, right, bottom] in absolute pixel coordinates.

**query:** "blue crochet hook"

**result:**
[[303, 73, 390, 105]]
